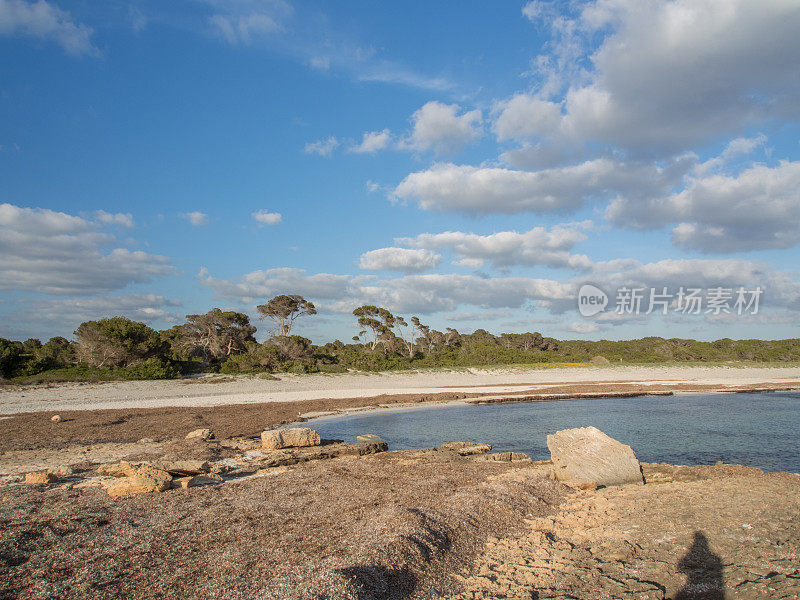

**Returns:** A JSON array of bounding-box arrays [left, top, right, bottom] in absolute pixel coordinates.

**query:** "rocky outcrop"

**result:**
[[438, 442, 492, 456], [547, 426, 644, 487], [261, 427, 321, 450], [479, 451, 532, 462]]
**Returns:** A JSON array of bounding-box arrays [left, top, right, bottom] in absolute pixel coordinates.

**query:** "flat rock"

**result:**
[[438, 441, 492, 456], [157, 460, 211, 476], [261, 427, 321, 450], [356, 434, 384, 442], [172, 473, 223, 489], [480, 451, 532, 462], [185, 428, 213, 441], [25, 471, 58, 485], [106, 476, 166, 498], [547, 426, 644, 487]]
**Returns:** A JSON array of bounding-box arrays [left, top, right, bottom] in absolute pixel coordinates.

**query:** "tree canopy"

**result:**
[[256, 295, 317, 336]]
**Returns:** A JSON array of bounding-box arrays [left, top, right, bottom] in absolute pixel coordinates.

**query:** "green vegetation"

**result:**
[[2, 295, 799, 384]]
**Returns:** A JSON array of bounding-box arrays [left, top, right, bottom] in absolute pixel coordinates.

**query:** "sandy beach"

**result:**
[[3, 365, 800, 415]]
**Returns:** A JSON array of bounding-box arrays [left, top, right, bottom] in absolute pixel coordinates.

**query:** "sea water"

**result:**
[[310, 390, 800, 473]]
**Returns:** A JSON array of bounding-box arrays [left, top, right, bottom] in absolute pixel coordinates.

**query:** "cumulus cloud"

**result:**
[[1, 294, 183, 339], [304, 136, 340, 156], [350, 129, 391, 154], [565, 321, 600, 334], [400, 101, 482, 155], [182, 211, 209, 226], [397, 224, 593, 271], [197, 254, 800, 327], [607, 160, 800, 252], [95, 210, 134, 228], [205, 0, 290, 44], [0, 203, 174, 295], [252, 210, 282, 226], [0, 0, 97, 56], [358, 248, 441, 273], [394, 157, 690, 214], [501, 0, 800, 153], [198, 266, 353, 305]]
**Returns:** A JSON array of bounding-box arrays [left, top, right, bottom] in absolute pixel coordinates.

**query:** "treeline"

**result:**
[[1, 294, 799, 383]]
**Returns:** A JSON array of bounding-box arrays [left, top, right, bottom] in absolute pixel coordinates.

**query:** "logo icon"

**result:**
[[578, 284, 608, 317]]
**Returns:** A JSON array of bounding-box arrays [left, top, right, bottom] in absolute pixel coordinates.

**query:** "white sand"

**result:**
[[1, 365, 798, 415]]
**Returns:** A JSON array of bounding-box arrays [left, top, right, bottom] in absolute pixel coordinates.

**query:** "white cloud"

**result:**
[[398, 224, 593, 271], [501, 0, 800, 153], [566, 321, 600, 334], [607, 160, 800, 252], [0, 0, 97, 56], [309, 56, 330, 71], [205, 0, 290, 44], [0, 203, 174, 295], [198, 266, 353, 305], [304, 136, 340, 157], [95, 210, 134, 229], [182, 211, 209, 226], [1, 294, 183, 339], [252, 210, 282, 226], [350, 129, 391, 154], [394, 157, 690, 214], [358, 248, 441, 273], [400, 101, 482, 155]]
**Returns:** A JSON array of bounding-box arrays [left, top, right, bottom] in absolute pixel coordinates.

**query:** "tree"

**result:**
[[352, 305, 396, 352], [445, 328, 462, 347], [182, 309, 257, 362], [256, 295, 317, 336], [0, 338, 24, 379], [74, 317, 167, 367]]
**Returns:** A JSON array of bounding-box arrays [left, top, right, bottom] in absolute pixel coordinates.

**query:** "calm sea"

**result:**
[[310, 390, 800, 473]]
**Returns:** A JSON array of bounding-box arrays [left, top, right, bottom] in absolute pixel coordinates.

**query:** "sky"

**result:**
[[1, 0, 799, 344]]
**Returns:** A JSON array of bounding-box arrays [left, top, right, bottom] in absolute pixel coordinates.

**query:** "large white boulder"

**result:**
[[547, 426, 644, 487]]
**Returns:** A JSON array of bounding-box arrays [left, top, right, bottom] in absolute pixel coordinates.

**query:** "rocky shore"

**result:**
[[1, 417, 798, 599]]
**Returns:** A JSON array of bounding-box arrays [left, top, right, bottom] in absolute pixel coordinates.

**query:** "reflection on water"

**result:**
[[311, 391, 800, 473]]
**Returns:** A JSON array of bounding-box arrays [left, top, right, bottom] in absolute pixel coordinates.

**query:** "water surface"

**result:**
[[311, 391, 800, 473]]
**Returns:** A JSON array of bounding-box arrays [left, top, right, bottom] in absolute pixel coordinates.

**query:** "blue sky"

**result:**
[[1, 0, 799, 343]]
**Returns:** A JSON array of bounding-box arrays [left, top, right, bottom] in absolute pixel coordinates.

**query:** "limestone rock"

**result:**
[[172, 473, 223, 489], [438, 441, 493, 456], [51, 465, 75, 477], [25, 471, 58, 485], [158, 460, 211, 476], [356, 434, 384, 443], [105, 463, 172, 498], [547, 426, 644, 487], [186, 428, 213, 441], [480, 451, 532, 462], [261, 427, 321, 450], [106, 476, 164, 498]]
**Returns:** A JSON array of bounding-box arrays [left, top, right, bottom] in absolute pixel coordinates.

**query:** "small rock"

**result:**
[[137, 438, 154, 444], [356, 434, 384, 443], [25, 471, 58, 485], [547, 426, 644, 487], [261, 427, 321, 450], [50, 465, 75, 478], [50, 415, 62, 423], [172, 473, 223, 489], [185, 428, 213, 441]]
